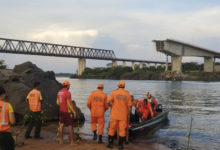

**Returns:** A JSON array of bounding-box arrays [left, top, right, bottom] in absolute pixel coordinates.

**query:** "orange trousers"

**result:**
[[141, 109, 150, 119], [108, 119, 127, 137], [91, 117, 104, 135]]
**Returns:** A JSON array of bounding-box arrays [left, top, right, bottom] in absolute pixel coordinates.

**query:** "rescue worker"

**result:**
[[0, 87, 16, 150], [130, 96, 139, 124], [107, 81, 132, 150], [25, 81, 43, 139], [146, 92, 158, 111], [57, 81, 76, 145], [87, 84, 108, 143], [136, 98, 154, 121]]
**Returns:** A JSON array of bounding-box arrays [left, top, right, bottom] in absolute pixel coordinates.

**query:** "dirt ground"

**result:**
[[14, 123, 170, 150]]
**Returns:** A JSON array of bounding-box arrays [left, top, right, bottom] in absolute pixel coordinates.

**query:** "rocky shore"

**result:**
[[0, 62, 85, 123]]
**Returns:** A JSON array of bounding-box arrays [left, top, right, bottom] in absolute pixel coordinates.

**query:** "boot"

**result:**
[[107, 136, 114, 149], [118, 137, 125, 150], [98, 135, 103, 144], [93, 131, 97, 140]]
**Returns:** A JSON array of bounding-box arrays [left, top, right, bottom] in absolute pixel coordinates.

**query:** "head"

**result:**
[[34, 81, 41, 90], [62, 81, 70, 90], [118, 81, 125, 88], [144, 98, 148, 104], [97, 84, 104, 90], [0, 87, 6, 100], [146, 92, 152, 99]]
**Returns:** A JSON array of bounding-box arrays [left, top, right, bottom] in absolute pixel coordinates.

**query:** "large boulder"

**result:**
[[0, 62, 85, 123]]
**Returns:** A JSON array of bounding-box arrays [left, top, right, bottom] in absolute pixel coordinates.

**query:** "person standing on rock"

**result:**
[[107, 81, 132, 150], [25, 81, 43, 139], [87, 84, 108, 143], [57, 81, 76, 145], [0, 87, 16, 150]]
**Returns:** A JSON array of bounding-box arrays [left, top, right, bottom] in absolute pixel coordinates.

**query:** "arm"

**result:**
[[26, 92, 30, 103], [107, 92, 114, 106], [87, 93, 92, 110], [148, 102, 154, 118], [104, 94, 109, 111], [8, 104, 16, 125], [67, 93, 76, 118]]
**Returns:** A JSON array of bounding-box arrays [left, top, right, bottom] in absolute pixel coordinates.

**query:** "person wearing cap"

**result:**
[[87, 84, 108, 143], [107, 81, 132, 150], [146, 92, 158, 111], [136, 97, 154, 121], [0, 87, 16, 150], [25, 81, 43, 139], [57, 80, 76, 145]]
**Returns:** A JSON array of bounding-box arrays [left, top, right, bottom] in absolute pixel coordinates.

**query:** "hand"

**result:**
[[73, 112, 77, 119]]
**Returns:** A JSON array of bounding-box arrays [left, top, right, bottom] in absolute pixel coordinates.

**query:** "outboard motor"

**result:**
[[156, 104, 163, 112]]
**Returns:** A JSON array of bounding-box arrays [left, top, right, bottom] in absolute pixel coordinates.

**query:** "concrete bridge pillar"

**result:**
[[165, 55, 168, 71], [131, 62, 135, 70], [78, 58, 86, 76], [112, 60, 118, 67], [139, 63, 143, 69], [122, 61, 126, 67], [146, 63, 150, 68], [155, 63, 158, 69], [204, 57, 214, 72], [171, 56, 182, 73]]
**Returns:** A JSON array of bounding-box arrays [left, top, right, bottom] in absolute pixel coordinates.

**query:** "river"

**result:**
[[57, 78, 220, 150]]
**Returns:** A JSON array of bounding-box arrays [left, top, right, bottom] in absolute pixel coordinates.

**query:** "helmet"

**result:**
[[118, 81, 125, 88], [146, 92, 152, 98], [62, 81, 70, 86], [97, 84, 104, 88]]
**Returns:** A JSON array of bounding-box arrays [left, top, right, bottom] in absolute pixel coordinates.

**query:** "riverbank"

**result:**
[[15, 123, 170, 150]]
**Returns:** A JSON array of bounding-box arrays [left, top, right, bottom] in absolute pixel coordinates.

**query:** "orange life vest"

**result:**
[[28, 89, 42, 112], [0, 101, 10, 132]]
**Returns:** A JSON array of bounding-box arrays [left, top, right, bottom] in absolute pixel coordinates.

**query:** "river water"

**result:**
[[57, 78, 220, 150]]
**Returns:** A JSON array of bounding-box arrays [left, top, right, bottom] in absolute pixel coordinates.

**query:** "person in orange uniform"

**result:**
[[136, 98, 154, 121], [107, 81, 132, 150], [57, 81, 76, 145], [146, 92, 158, 111], [87, 84, 108, 143], [25, 81, 43, 139], [0, 87, 16, 150]]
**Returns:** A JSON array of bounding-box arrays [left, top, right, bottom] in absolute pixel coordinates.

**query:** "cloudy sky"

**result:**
[[1, 0, 220, 73]]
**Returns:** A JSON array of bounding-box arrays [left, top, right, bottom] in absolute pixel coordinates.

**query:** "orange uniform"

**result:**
[[27, 89, 42, 112], [108, 88, 132, 137], [148, 97, 158, 110], [137, 99, 154, 119], [87, 89, 108, 135], [0, 100, 14, 132]]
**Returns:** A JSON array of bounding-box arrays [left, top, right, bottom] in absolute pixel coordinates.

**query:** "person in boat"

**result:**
[[146, 92, 158, 112], [136, 98, 154, 121], [129, 95, 139, 124]]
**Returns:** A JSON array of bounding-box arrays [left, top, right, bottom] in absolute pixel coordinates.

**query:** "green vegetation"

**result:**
[[182, 62, 203, 72], [0, 60, 7, 69], [80, 66, 166, 80], [55, 73, 74, 77]]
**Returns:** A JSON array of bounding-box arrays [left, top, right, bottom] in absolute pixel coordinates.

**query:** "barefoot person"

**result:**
[[25, 81, 43, 139], [0, 87, 16, 150], [57, 81, 76, 145], [107, 81, 132, 150], [87, 84, 108, 143]]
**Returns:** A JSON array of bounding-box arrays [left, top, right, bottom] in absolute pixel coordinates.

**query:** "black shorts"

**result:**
[[0, 132, 15, 150]]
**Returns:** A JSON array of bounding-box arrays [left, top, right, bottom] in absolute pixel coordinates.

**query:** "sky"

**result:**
[[1, 0, 220, 73]]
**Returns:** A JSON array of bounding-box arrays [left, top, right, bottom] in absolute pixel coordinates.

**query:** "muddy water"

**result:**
[[57, 78, 220, 150]]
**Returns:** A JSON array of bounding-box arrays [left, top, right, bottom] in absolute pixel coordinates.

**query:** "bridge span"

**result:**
[[0, 38, 167, 75]]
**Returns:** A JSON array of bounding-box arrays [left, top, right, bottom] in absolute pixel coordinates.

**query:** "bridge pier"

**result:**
[[146, 63, 150, 68], [155, 63, 158, 69], [78, 58, 86, 76], [204, 57, 214, 72], [171, 56, 182, 73], [122, 61, 126, 67], [139, 63, 143, 69], [131, 62, 135, 70], [165, 55, 168, 71], [112, 60, 118, 67]]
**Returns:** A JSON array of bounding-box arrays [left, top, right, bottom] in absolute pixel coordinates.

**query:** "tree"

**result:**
[[0, 60, 7, 69]]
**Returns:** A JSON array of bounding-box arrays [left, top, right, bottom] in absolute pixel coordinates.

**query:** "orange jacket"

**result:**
[[87, 89, 108, 117], [0, 100, 14, 132], [148, 97, 158, 110], [108, 88, 132, 121], [27, 89, 42, 112], [137, 99, 154, 118]]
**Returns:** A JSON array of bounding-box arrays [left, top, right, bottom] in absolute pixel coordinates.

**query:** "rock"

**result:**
[[0, 61, 85, 123]]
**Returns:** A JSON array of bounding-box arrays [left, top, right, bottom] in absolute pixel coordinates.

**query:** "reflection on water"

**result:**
[[57, 78, 220, 150]]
